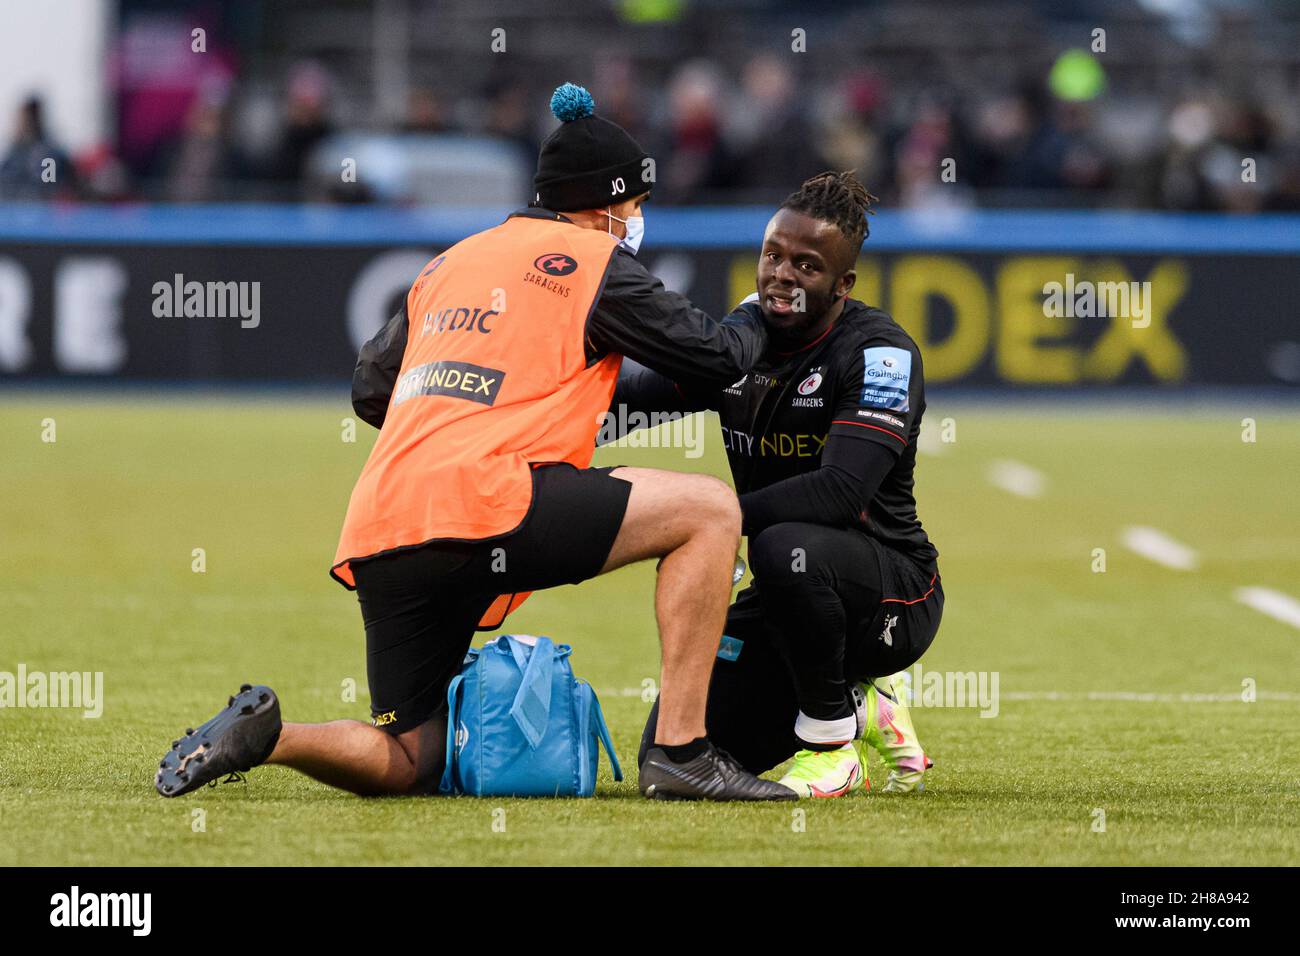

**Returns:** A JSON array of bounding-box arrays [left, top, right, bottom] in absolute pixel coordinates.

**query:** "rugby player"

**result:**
[[153, 84, 794, 802], [627, 171, 941, 797]]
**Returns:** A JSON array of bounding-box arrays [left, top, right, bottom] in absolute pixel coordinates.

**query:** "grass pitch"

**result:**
[[1, 393, 1298, 866]]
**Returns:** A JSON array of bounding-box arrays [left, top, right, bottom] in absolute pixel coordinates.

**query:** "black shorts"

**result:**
[[640, 530, 943, 774], [351, 463, 631, 736]]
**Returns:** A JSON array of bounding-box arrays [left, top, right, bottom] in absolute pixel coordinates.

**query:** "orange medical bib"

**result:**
[[332, 215, 622, 627]]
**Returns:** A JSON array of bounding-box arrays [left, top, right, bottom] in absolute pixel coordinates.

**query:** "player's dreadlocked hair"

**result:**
[[779, 170, 878, 256]]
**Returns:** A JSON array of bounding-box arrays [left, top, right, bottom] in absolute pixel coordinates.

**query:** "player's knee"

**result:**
[[750, 522, 821, 589], [684, 475, 742, 541]]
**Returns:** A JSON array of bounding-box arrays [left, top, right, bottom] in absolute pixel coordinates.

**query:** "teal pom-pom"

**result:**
[[550, 83, 595, 122]]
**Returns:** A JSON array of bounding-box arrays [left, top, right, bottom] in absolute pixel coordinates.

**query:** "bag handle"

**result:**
[[589, 689, 623, 782], [438, 674, 465, 795], [509, 636, 555, 749]]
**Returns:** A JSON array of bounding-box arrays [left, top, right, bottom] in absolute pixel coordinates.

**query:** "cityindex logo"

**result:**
[[392, 360, 505, 407], [720, 426, 827, 458], [726, 254, 1190, 385]]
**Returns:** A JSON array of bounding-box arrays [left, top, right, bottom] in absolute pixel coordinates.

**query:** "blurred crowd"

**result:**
[[4, 8, 1299, 212]]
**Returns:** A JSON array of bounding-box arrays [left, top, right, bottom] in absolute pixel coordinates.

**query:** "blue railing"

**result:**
[[1, 202, 1297, 253]]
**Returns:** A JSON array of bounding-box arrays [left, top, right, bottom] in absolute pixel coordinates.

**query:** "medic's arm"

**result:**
[[351, 301, 409, 429], [586, 249, 766, 383], [598, 359, 715, 444]]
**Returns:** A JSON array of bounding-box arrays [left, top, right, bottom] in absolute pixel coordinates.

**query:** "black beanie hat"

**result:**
[[533, 83, 651, 212]]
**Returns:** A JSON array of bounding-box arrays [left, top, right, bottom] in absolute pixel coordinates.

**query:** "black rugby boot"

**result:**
[[155, 684, 281, 797], [639, 741, 797, 801]]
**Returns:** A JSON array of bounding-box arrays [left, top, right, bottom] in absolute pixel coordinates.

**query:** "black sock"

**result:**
[[657, 736, 709, 763], [798, 739, 847, 753]]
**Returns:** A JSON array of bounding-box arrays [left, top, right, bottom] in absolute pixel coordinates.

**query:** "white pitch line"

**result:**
[[1121, 525, 1198, 571], [1002, 690, 1300, 703], [600, 688, 1300, 703], [1235, 587, 1300, 630], [986, 459, 1045, 498]]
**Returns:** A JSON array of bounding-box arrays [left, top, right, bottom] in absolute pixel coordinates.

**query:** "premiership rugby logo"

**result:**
[[534, 253, 578, 276], [861, 347, 912, 412]]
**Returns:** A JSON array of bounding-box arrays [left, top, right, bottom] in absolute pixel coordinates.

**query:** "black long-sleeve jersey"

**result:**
[[350, 208, 767, 429], [612, 298, 939, 570]]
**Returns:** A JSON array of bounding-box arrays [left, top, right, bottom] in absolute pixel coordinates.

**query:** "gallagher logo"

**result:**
[[534, 253, 578, 276]]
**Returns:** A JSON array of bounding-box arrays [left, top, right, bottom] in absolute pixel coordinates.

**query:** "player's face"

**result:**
[[756, 208, 856, 336]]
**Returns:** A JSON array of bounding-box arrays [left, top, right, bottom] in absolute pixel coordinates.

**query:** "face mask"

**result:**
[[606, 208, 644, 255]]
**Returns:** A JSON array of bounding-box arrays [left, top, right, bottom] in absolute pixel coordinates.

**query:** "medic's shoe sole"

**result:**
[[155, 684, 281, 797]]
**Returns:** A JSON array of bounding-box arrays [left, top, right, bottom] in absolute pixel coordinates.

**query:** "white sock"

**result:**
[[794, 711, 857, 748]]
